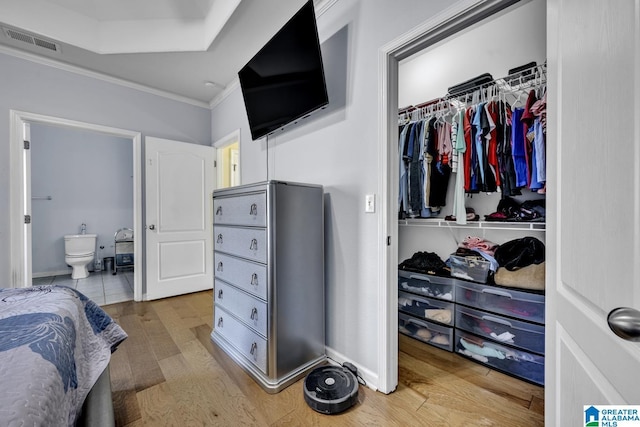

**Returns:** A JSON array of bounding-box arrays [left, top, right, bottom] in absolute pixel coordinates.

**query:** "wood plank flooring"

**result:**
[[103, 290, 544, 426]]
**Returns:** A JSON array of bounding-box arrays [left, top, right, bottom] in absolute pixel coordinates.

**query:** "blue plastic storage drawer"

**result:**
[[397, 270, 456, 301], [455, 305, 544, 354], [454, 329, 544, 386], [398, 290, 454, 326], [399, 312, 453, 352], [455, 281, 545, 324]]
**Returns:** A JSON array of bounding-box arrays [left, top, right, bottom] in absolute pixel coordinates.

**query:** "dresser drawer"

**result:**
[[454, 329, 544, 386], [398, 270, 455, 301], [455, 305, 544, 354], [215, 280, 267, 337], [455, 281, 545, 324], [214, 252, 267, 300], [214, 192, 267, 227], [399, 312, 453, 351], [214, 225, 267, 263], [398, 291, 454, 326], [214, 307, 268, 373]]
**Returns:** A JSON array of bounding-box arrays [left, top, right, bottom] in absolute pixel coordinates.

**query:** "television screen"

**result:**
[[238, 0, 329, 140]]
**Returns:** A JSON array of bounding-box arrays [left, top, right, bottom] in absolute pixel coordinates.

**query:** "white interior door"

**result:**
[[230, 149, 240, 187], [547, 0, 640, 424], [145, 137, 214, 300]]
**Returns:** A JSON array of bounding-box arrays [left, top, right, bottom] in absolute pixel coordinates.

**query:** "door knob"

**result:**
[[148, 224, 155, 230], [607, 307, 640, 342]]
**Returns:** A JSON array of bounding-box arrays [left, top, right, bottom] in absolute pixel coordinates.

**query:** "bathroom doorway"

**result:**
[[9, 110, 143, 302], [213, 129, 241, 190], [30, 122, 135, 305]]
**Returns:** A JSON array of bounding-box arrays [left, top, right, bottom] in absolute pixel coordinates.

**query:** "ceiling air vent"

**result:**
[[3, 27, 61, 53]]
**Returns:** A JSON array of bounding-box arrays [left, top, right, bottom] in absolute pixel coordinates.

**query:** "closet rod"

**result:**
[[399, 63, 546, 117]]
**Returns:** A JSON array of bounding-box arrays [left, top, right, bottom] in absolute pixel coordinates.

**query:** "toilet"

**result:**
[[64, 234, 97, 279]]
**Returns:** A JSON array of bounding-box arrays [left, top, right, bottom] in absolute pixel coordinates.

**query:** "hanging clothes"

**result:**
[[452, 109, 468, 224], [497, 101, 520, 197], [397, 64, 547, 218], [511, 107, 528, 188]]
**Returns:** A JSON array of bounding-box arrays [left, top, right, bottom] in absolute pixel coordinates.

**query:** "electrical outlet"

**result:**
[[365, 194, 375, 213]]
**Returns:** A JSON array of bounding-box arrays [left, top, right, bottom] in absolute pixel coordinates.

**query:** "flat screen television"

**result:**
[[238, 0, 329, 140]]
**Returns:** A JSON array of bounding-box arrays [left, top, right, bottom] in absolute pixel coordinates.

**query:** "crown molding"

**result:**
[[0, 44, 211, 109]]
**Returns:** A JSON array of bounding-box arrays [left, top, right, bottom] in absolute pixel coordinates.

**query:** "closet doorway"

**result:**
[[9, 110, 143, 302], [377, 0, 542, 394], [380, 0, 640, 423]]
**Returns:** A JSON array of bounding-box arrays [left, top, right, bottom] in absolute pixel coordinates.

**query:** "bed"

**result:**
[[0, 285, 127, 426]]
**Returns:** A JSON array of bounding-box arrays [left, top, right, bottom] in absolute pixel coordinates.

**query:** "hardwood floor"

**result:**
[[103, 290, 544, 426]]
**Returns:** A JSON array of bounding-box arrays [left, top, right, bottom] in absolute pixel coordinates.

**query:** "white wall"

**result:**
[[398, 0, 546, 107], [0, 51, 212, 285], [31, 123, 133, 276]]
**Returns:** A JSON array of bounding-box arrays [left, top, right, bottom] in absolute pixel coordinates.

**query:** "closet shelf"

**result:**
[[398, 218, 545, 231]]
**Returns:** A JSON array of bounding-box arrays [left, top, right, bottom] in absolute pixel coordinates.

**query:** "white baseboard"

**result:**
[[325, 346, 379, 392], [32, 269, 72, 278]]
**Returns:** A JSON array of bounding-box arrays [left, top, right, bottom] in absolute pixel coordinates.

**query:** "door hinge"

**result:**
[[24, 214, 31, 224], [214, 160, 217, 167], [387, 236, 391, 246], [23, 140, 30, 149]]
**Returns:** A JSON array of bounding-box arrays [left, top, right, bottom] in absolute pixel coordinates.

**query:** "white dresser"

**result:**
[[210, 181, 325, 393]]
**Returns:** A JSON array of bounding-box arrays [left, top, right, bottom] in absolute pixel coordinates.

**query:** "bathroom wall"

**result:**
[[30, 123, 134, 276]]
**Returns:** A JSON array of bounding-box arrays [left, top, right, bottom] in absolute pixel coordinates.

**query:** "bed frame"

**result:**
[[77, 365, 115, 427]]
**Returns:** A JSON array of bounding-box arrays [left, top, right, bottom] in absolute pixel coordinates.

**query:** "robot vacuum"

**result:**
[[303, 364, 359, 415]]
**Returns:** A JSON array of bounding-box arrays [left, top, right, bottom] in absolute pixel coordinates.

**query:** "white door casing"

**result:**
[[22, 122, 32, 287], [378, 0, 525, 395], [9, 111, 143, 301], [145, 137, 214, 300]]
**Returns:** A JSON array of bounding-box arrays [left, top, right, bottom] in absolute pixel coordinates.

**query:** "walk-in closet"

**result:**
[[395, 0, 547, 392]]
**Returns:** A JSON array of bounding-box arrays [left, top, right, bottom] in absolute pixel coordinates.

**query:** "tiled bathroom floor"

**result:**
[[33, 270, 134, 306]]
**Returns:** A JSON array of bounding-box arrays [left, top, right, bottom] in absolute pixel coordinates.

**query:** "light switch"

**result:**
[[365, 194, 375, 213]]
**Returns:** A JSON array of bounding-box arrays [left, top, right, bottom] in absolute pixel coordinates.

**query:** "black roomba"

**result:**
[[303, 364, 359, 415]]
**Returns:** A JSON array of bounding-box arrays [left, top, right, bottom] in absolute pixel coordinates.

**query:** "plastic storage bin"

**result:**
[[455, 329, 544, 386], [398, 290, 455, 326], [397, 270, 456, 301], [455, 280, 545, 324], [399, 312, 454, 351], [455, 305, 544, 354], [449, 254, 491, 283]]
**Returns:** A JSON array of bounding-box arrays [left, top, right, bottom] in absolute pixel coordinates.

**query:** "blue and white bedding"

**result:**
[[0, 285, 127, 426]]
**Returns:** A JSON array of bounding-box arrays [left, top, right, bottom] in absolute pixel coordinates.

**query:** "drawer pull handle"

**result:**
[[217, 317, 223, 327], [250, 273, 259, 286], [480, 288, 513, 299], [249, 203, 258, 216], [217, 234, 223, 244], [218, 289, 223, 299], [408, 274, 430, 283], [249, 238, 258, 251], [216, 206, 222, 215], [250, 307, 258, 320], [250, 342, 258, 359], [480, 315, 512, 327], [217, 261, 223, 272]]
